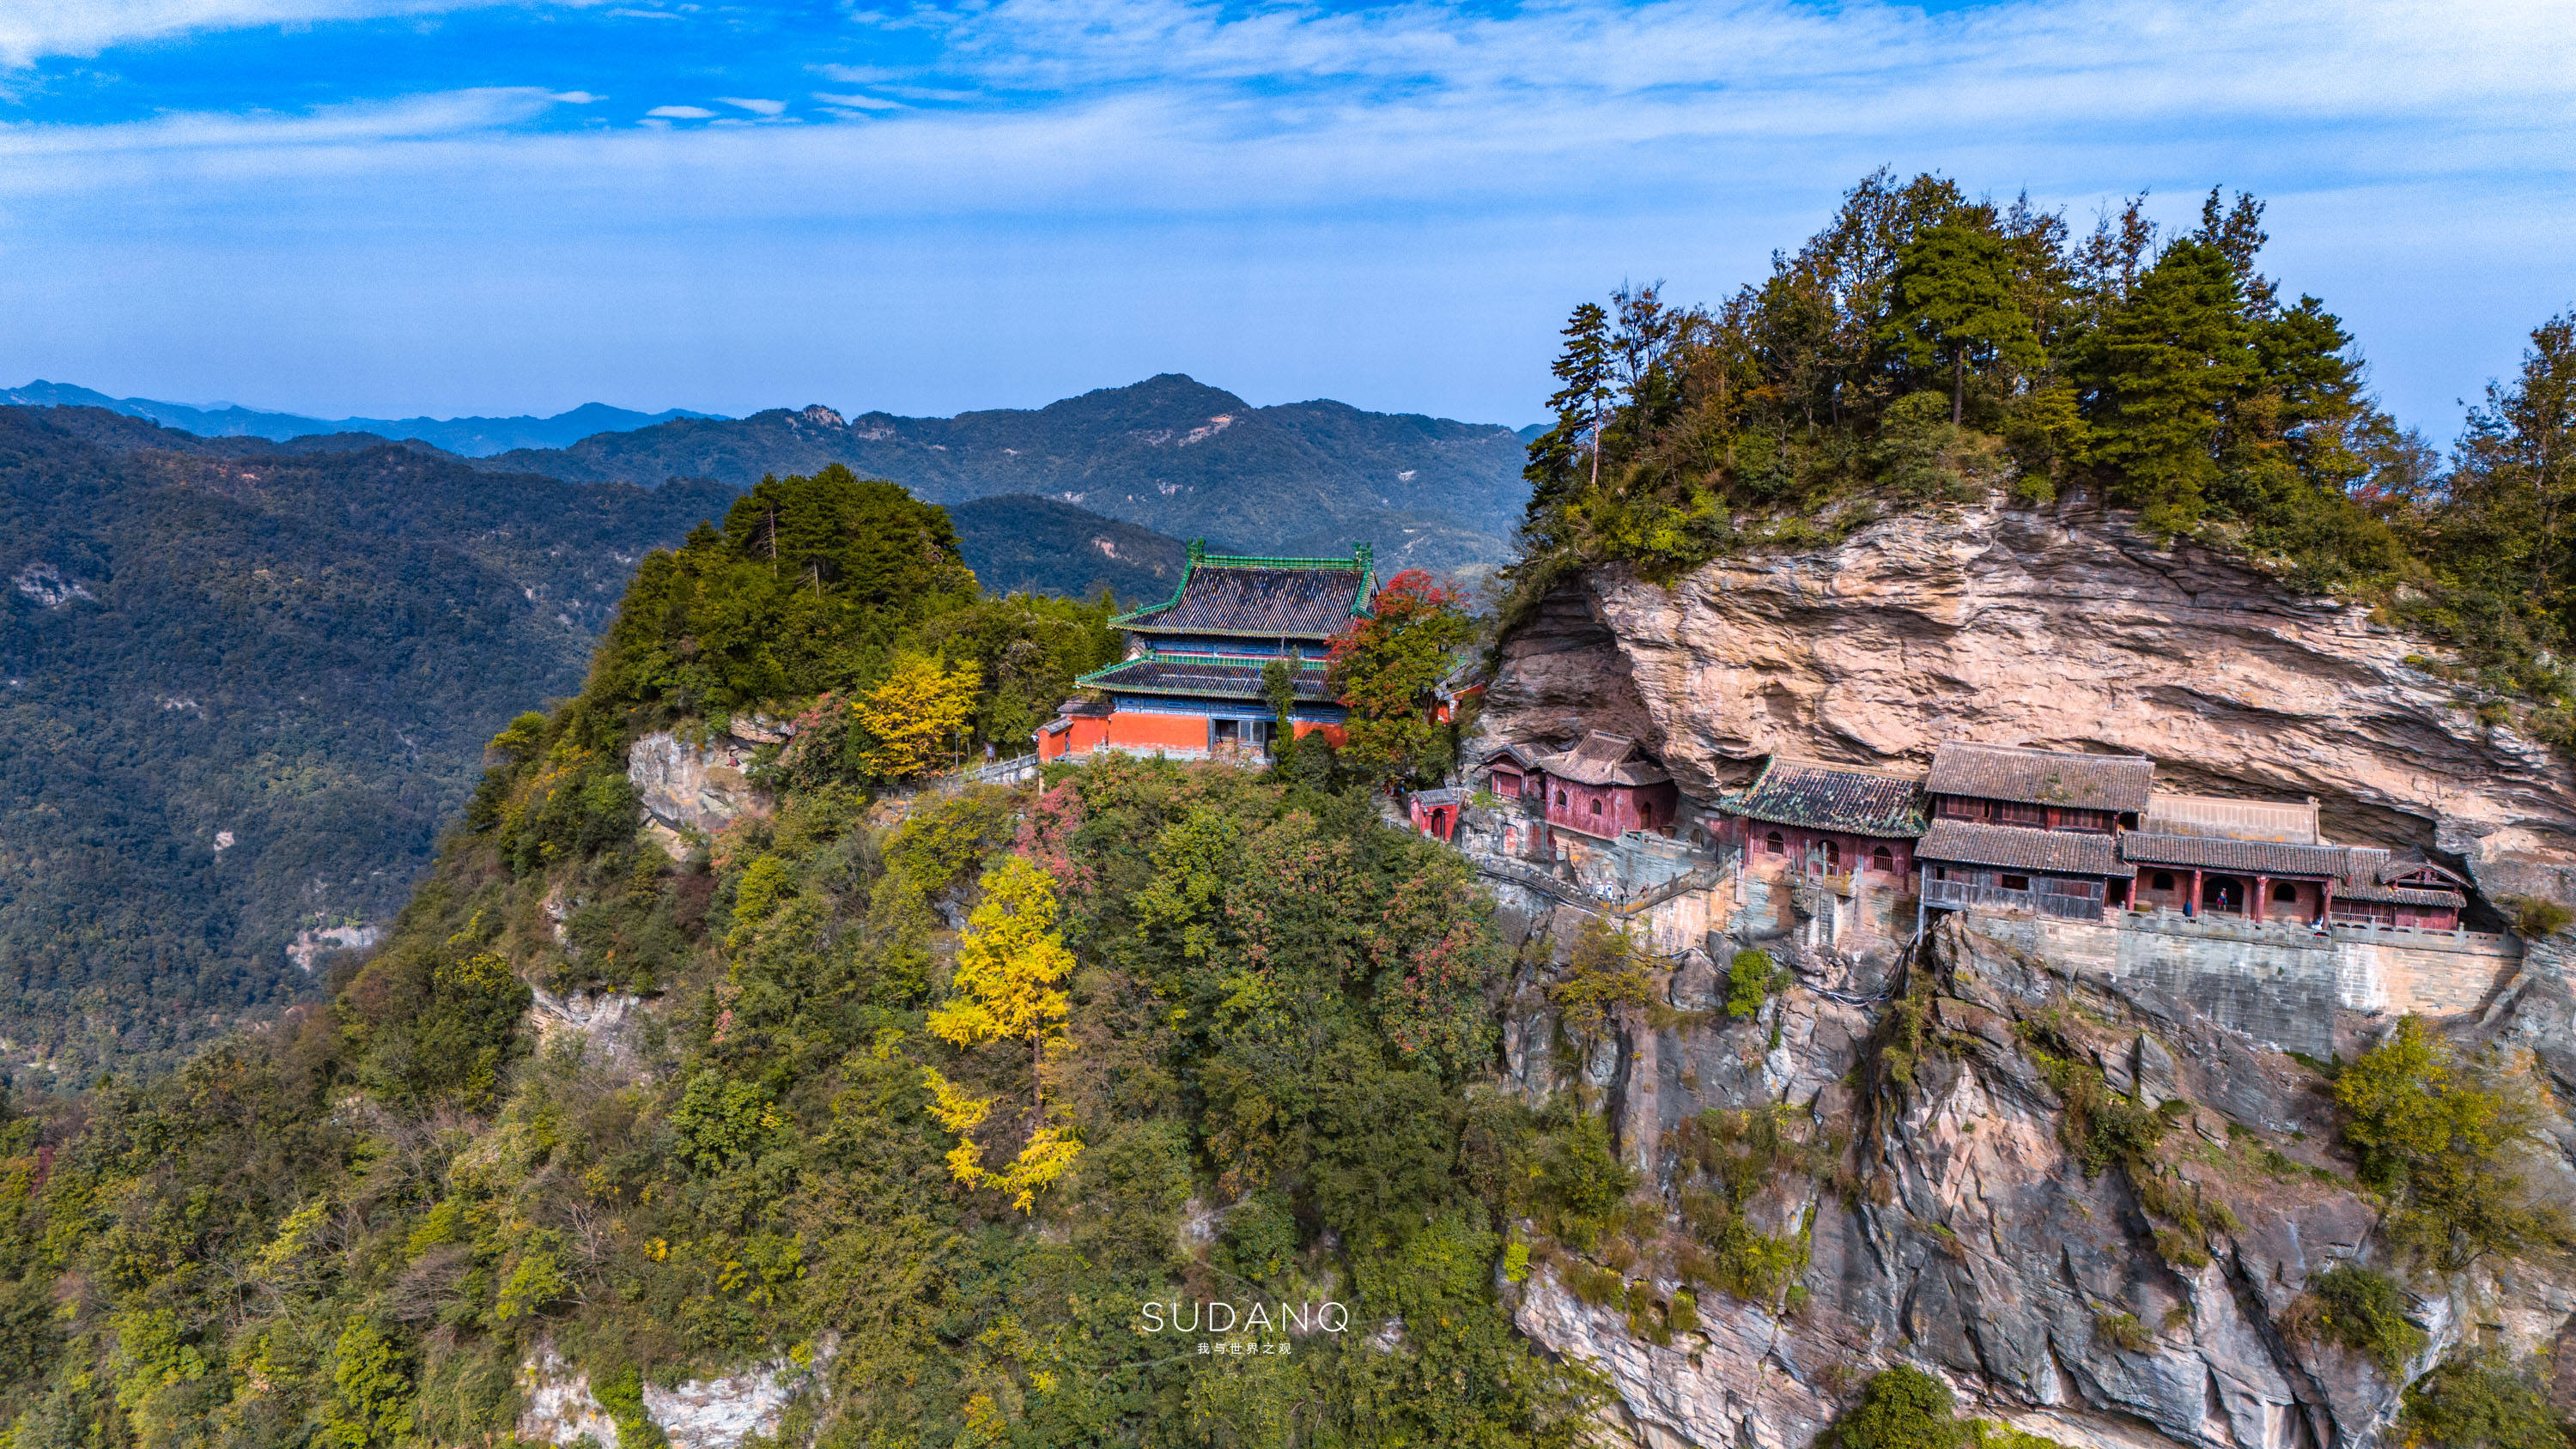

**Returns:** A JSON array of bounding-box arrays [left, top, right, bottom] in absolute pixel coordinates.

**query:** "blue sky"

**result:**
[[0, 0, 2568, 434]]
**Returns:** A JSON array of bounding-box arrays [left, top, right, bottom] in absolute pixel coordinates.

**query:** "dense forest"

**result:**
[[0, 464, 1635, 1444], [1515, 170, 2576, 739], [0, 408, 738, 1078]]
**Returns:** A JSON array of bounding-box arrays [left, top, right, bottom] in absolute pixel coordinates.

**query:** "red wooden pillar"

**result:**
[[2252, 875, 2268, 924], [2190, 869, 2204, 916], [2319, 877, 2334, 926]]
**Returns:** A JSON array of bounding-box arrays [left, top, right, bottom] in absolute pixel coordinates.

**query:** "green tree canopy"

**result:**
[[1879, 220, 2044, 424]]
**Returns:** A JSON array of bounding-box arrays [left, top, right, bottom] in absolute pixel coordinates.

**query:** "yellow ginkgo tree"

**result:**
[[920, 855, 1082, 1210], [854, 652, 981, 779]]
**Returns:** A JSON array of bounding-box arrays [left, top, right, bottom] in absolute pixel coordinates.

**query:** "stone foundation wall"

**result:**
[[1961, 910, 2521, 1058]]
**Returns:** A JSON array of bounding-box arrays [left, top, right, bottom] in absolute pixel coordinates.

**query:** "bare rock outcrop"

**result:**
[[516, 1338, 833, 1448], [628, 730, 770, 855], [1483, 502, 2576, 899]]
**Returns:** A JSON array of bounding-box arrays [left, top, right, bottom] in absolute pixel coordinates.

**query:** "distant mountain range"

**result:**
[[480, 374, 1532, 575], [0, 373, 1537, 1075], [7, 373, 1536, 575], [0, 380, 719, 458]]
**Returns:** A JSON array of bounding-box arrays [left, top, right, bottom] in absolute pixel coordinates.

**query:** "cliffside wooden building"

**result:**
[[1036, 543, 1372, 762], [1717, 755, 1928, 880], [1917, 743, 2150, 921]]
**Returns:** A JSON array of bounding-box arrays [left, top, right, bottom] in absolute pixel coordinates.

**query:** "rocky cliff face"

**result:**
[[1482, 501, 2576, 900], [1492, 905, 2576, 1449], [1479, 504, 2576, 1449]]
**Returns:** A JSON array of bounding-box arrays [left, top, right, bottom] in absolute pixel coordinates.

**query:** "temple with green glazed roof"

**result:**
[[1036, 540, 1376, 761]]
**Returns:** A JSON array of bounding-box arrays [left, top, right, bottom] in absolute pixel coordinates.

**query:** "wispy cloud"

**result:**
[[0, 0, 524, 67], [718, 95, 785, 115], [644, 103, 714, 118]]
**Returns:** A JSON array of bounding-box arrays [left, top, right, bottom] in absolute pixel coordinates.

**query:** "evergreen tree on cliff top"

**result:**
[[1878, 221, 2044, 427], [1504, 171, 2416, 603]]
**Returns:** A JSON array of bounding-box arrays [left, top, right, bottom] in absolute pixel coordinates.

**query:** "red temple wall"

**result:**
[[1540, 778, 1678, 839]]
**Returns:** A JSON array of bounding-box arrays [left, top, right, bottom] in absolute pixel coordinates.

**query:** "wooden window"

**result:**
[[1995, 802, 2046, 826], [1823, 840, 1840, 869], [1589, 798, 1602, 815], [2152, 871, 2174, 890], [1872, 846, 1893, 872], [1765, 831, 1785, 855], [1932, 866, 1948, 881], [1555, 790, 1566, 807], [2000, 873, 2032, 891]]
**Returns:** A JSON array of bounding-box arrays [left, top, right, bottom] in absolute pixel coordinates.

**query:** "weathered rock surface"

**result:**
[[284, 922, 380, 973], [516, 1338, 832, 1448], [1495, 904, 2576, 1449], [1482, 502, 2576, 897], [530, 986, 653, 1079], [629, 730, 769, 852]]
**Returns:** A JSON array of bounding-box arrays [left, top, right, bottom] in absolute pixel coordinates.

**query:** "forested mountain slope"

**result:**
[[0, 468, 1602, 1446], [945, 494, 1188, 603], [484, 374, 1530, 574], [0, 408, 737, 1076], [0, 409, 1191, 1079]]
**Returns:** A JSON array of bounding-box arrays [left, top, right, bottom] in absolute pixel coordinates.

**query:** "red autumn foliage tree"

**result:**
[[1325, 568, 1476, 783]]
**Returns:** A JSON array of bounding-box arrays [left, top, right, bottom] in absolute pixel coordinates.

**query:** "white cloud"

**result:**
[[811, 91, 901, 111], [550, 90, 603, 104], [718, 96, 787, 115], [0, 0, 521, 67], [645, 104, 714, 118]]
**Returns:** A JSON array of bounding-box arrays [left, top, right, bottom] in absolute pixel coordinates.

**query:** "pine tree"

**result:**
[[2082, 238, 2257, 533], [1877, 220, 2044, 425], [2445, 315, 2576, 635], [1523, 302, 1615, 514]]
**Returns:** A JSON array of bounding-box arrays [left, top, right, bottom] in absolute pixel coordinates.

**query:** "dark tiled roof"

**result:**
[[2119, 833, 2356, 877], [1917, 819, 2135, 877], [2378, 855, 2471, 889], [1480, 743, 1538, 770], [1078, 652, 1330, 701], [1723, 756, 1928, 838], [1113, 549, 1374, 638], [1534, 731, 1671, 787], [1928, 743, 2154, 813], [1412, 787, 1467, 807], [2335, 851, 2465, 906], [2335, 882, 2467, 907]]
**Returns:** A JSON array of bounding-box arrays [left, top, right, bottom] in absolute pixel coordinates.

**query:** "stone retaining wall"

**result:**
[[1963, 909, 2521, 1058]]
